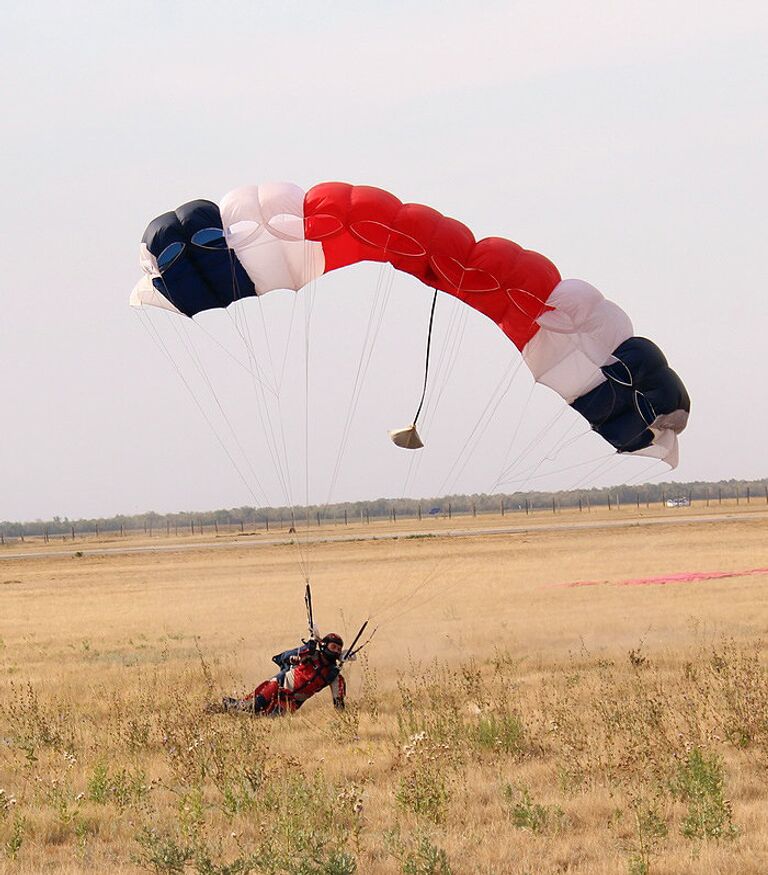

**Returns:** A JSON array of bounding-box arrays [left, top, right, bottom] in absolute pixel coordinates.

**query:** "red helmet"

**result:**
[[320, 633, 344, 663]]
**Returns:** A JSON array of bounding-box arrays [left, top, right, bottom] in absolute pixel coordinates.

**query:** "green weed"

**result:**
[[134, 826, 194, 874], [624, 796, 668, 874], [386, 829, 452, 875], [503, 785, 565, 834], [4, 813, 26, 860], [471, 712, 526, 757]]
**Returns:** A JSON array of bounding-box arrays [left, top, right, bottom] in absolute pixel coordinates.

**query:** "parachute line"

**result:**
[[323, 263, 395, 509], [133, 310, 268, 507], [171, 316, 272, 500], [437, 354, 526, 497]]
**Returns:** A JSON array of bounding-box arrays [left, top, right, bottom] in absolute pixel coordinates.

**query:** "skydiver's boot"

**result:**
[[204, 696, 254, 714], [226, 697, 258, 713]]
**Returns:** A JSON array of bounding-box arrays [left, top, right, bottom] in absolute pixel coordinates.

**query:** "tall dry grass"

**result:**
[[1, 508, 767, 873]]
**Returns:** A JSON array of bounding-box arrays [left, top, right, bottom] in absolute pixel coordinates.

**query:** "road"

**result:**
[[1, 510, 765, 561]]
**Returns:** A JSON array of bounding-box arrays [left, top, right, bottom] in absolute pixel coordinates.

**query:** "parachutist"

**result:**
[[212, 633, 346, 717]]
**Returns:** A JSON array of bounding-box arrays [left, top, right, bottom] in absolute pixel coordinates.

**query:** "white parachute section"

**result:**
[[220, 183, 324, 294], [523, 279, 634, 403]]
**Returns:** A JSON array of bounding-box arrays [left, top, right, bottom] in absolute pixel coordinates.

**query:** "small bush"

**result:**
[[625, 796, 668, 875], [504, 786, 552, 833], [88, 761, 148, 810], [472, 712, 526, 757], [671, 748, 736, 840], [134, 826, 194, 874], [396, 762, 450, 824], [386, 829, 452, 875]]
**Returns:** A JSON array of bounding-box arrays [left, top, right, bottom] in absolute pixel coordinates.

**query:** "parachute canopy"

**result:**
[[132, 181, 689, 467]]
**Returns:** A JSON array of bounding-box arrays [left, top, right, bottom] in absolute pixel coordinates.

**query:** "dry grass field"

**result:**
[[1, 504, 767, 874]]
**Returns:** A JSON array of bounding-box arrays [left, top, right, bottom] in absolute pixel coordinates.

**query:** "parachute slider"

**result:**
[[389, 288, 438, 450], [389, 424, 424, 450]]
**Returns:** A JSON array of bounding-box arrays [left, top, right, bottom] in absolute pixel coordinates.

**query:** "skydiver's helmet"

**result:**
[[320, 633, 344, 663]]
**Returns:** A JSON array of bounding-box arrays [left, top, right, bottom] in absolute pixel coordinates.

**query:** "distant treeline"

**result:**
[[2, 477, 767, 539]]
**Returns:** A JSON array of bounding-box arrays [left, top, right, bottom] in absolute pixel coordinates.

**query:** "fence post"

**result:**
[[500, 499, 505, 517]]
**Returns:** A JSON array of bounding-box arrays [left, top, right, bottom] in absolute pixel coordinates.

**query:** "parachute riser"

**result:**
[[304, 582, 320, 641], [302, 584, 375, 665], [341, 621, 378, 665]]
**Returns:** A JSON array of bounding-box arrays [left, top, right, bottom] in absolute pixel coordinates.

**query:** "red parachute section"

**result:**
[[304, 182, 561, 350]]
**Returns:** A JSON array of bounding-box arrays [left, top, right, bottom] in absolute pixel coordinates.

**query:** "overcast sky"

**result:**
[[1, 1, 766, 521]]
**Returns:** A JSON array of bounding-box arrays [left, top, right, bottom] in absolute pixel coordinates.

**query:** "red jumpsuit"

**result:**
[[243, 643, 346, 715]]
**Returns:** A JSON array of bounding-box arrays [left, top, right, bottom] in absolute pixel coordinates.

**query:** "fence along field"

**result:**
[[1, 505, 768, 873], [1, 478, 766, 545]]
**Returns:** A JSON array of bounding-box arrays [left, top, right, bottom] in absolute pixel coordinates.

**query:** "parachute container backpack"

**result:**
[[132, 181, 690, 466]]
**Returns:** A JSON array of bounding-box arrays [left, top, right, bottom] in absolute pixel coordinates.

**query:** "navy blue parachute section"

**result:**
[[571, 337, 690, 453], [142, 200, 255, 317]]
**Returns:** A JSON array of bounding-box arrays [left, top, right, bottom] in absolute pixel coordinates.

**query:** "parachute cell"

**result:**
[[131, 181, 690, 467]]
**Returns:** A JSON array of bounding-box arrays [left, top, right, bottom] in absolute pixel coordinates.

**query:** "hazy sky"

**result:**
[[1, 1, 766, 521]]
